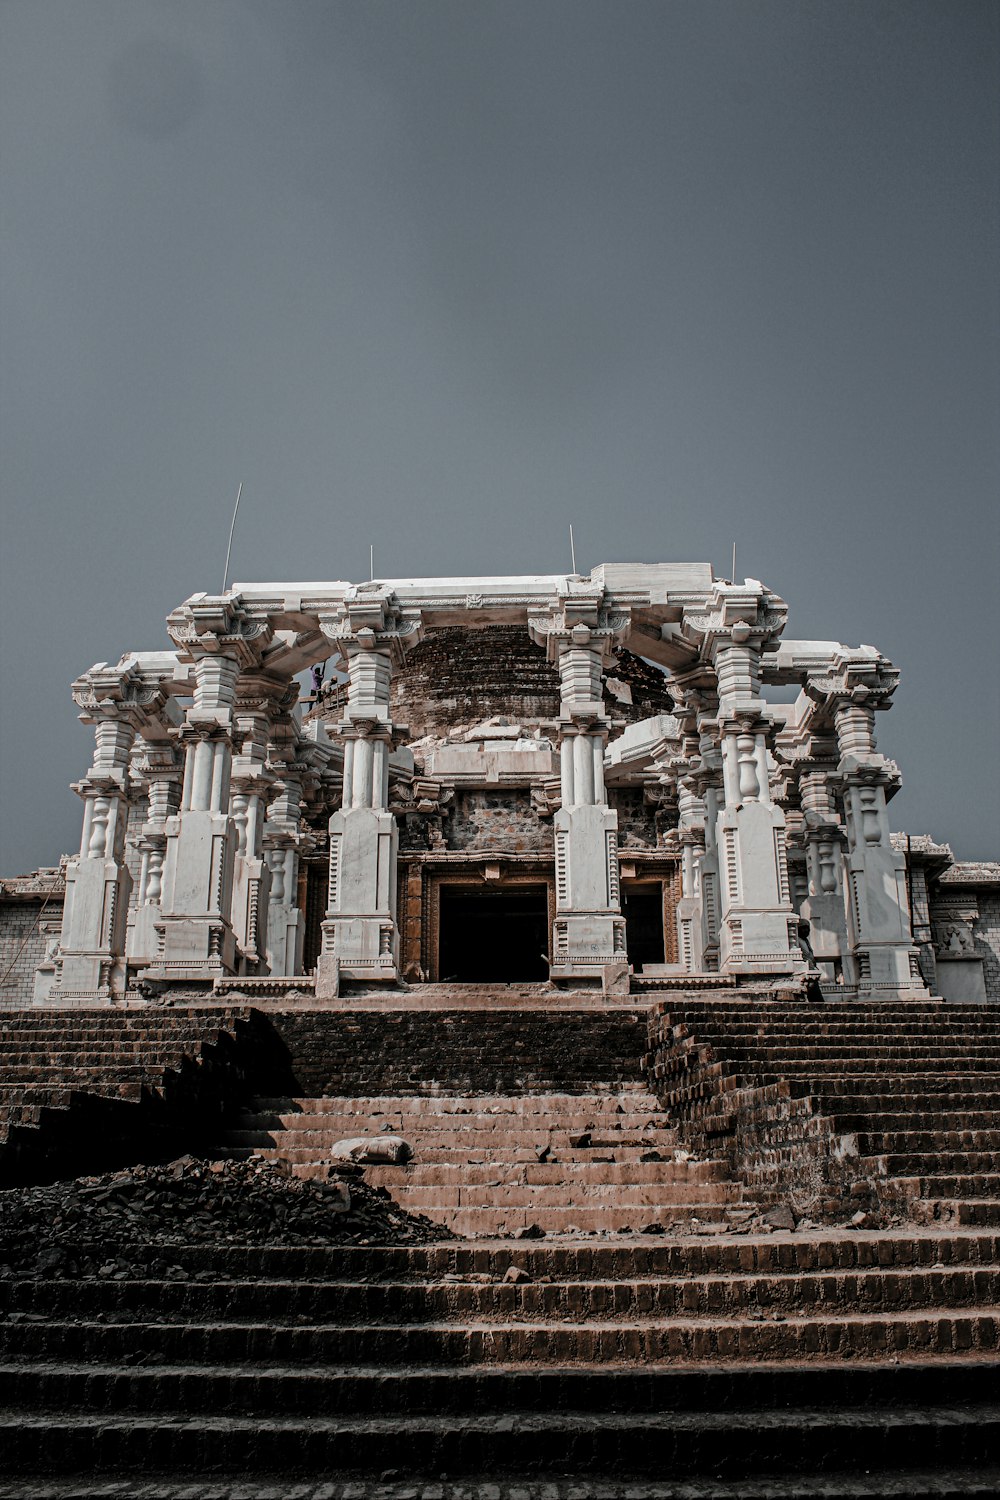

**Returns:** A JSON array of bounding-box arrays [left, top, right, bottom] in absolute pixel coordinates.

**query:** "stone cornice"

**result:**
[[166, 594, 274, 671]]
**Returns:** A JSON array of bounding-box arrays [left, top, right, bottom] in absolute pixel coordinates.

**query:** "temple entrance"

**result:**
[[622, 881, 666, 972], [438, 884, 550, 983]]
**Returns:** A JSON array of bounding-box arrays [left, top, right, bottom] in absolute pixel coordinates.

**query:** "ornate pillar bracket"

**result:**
[[528, 594, 631, 990], [315, 591, 424, 993], [48, 664, 160, 1003], [140, 598, 274, 985], [806, 653, 926, 997], [682, 585, 802, 980]]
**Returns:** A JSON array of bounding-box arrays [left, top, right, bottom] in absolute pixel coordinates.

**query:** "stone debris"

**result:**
[[329, 1135, 414, 1165], [0, 1152, 446, 1279]]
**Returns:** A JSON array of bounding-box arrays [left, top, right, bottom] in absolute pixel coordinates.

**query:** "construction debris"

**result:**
[[0, 1152, 447, 1279]]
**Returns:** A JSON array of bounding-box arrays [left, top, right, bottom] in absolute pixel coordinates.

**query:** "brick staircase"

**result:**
[[228, 1086, 749, 1235], [1, 992, 999, 1493], [0, 1008, 253, 1185], [221, 1000, 753, 1235], [648, 997, 1000, 1225], [0, 1232, 998, 1493]]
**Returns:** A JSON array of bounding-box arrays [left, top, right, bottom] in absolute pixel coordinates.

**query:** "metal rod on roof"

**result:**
[[732, 541, 737, 586], [569, 524, 577, 576], [222, 481, 243, 594], [370, 543, 374, 581]]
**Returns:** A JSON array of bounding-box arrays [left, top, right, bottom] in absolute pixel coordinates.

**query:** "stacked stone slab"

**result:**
[[648, 995, 1000, 1225]]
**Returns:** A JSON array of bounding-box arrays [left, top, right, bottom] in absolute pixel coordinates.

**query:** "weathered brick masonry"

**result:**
[[261, 1007, 648, 1096]]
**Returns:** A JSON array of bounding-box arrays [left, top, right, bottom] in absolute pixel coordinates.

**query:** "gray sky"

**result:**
[[1, 0, 998, 871]]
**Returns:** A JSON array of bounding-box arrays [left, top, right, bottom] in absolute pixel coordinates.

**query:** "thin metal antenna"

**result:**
[[569, 524, 577, 576], [369, 543, 374, 581], [731, 541, 737, 586], [222, 482, 243, 594]]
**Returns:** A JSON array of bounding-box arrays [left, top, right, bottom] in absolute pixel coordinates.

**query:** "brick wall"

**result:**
[[260, 1008, 650, 1096], [447, 789, 553, 854], [391, 627, 562, 739], [609, 788, 659, 849], [976, 894, 1000, 1000], [388, 626, 673, 739], [0, 899, 63, 1008]]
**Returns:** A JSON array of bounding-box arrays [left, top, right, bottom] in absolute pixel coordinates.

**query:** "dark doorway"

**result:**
[[622, 882, 665, 972], [438, 885, 549, 982], [302, 861, 328, 973]]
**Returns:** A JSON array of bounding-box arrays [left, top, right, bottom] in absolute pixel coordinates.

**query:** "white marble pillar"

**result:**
[[228, 691, 279, 976], [126, 740, 183, 971], [675, 779, 707, 973], [831, 695, 926, 996], [797, 761, 851, 985], [263, 756, 313, 978], [316, 613, 416, 994], [48, 670, 145, 1002], [139, 599, 273, 984], [549, 624, 627, 988], [711, 628, 803, 977], [143, 652, 242, 981]]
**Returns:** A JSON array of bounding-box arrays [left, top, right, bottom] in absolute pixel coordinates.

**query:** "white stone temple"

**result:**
[[12, 563, 997, 1006]]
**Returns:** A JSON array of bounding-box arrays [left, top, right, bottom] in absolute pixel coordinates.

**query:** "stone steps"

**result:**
[[359, 1163, 716, 1186], [647, 998, 1000, 1226], [226, 1086, 742, 1236], [0, 1008, 253, 1180], [915, 1200, 1000, 1227], [377, 1181, 738, 1209], [32, 1230, 997, 1279], [3, 1475, 998, 1499], [2, 994, 999, 1490], [6, 1267, 999, 1320], [2, 1403, 997, 1482], [835, 1113, 1000, 1133], [246, 1130, 678, 1153], [2, 1310, 999, 1367]]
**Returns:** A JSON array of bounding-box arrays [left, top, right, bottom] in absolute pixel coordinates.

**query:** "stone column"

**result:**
[[796, 757, 851, 985], [48, 666, 147, 1002], [126, 739, 183, 971], [531, 596, 629, 990], [228, 683, 283, 976], [316, 592, 422, 995], [674, 778, 707, 973], [695, 588, 803, 977], [661, 688, 710, 974], [691, 729, 724, 974], [141, 599, 273, 984], [263, 741, 321, 978], [826, 676, 926, 997]]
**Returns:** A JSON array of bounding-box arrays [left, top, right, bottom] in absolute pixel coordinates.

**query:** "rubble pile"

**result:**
[[0, 1153, 448, 1279]]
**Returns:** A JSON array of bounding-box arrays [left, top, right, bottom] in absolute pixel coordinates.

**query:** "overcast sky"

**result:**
[[1, 0, 997, 871]]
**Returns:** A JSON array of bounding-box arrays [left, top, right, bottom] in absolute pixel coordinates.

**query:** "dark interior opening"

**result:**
[[303, 861, 327, 973], [438, 884, 549, 982], [622, 882, 665, 971]]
